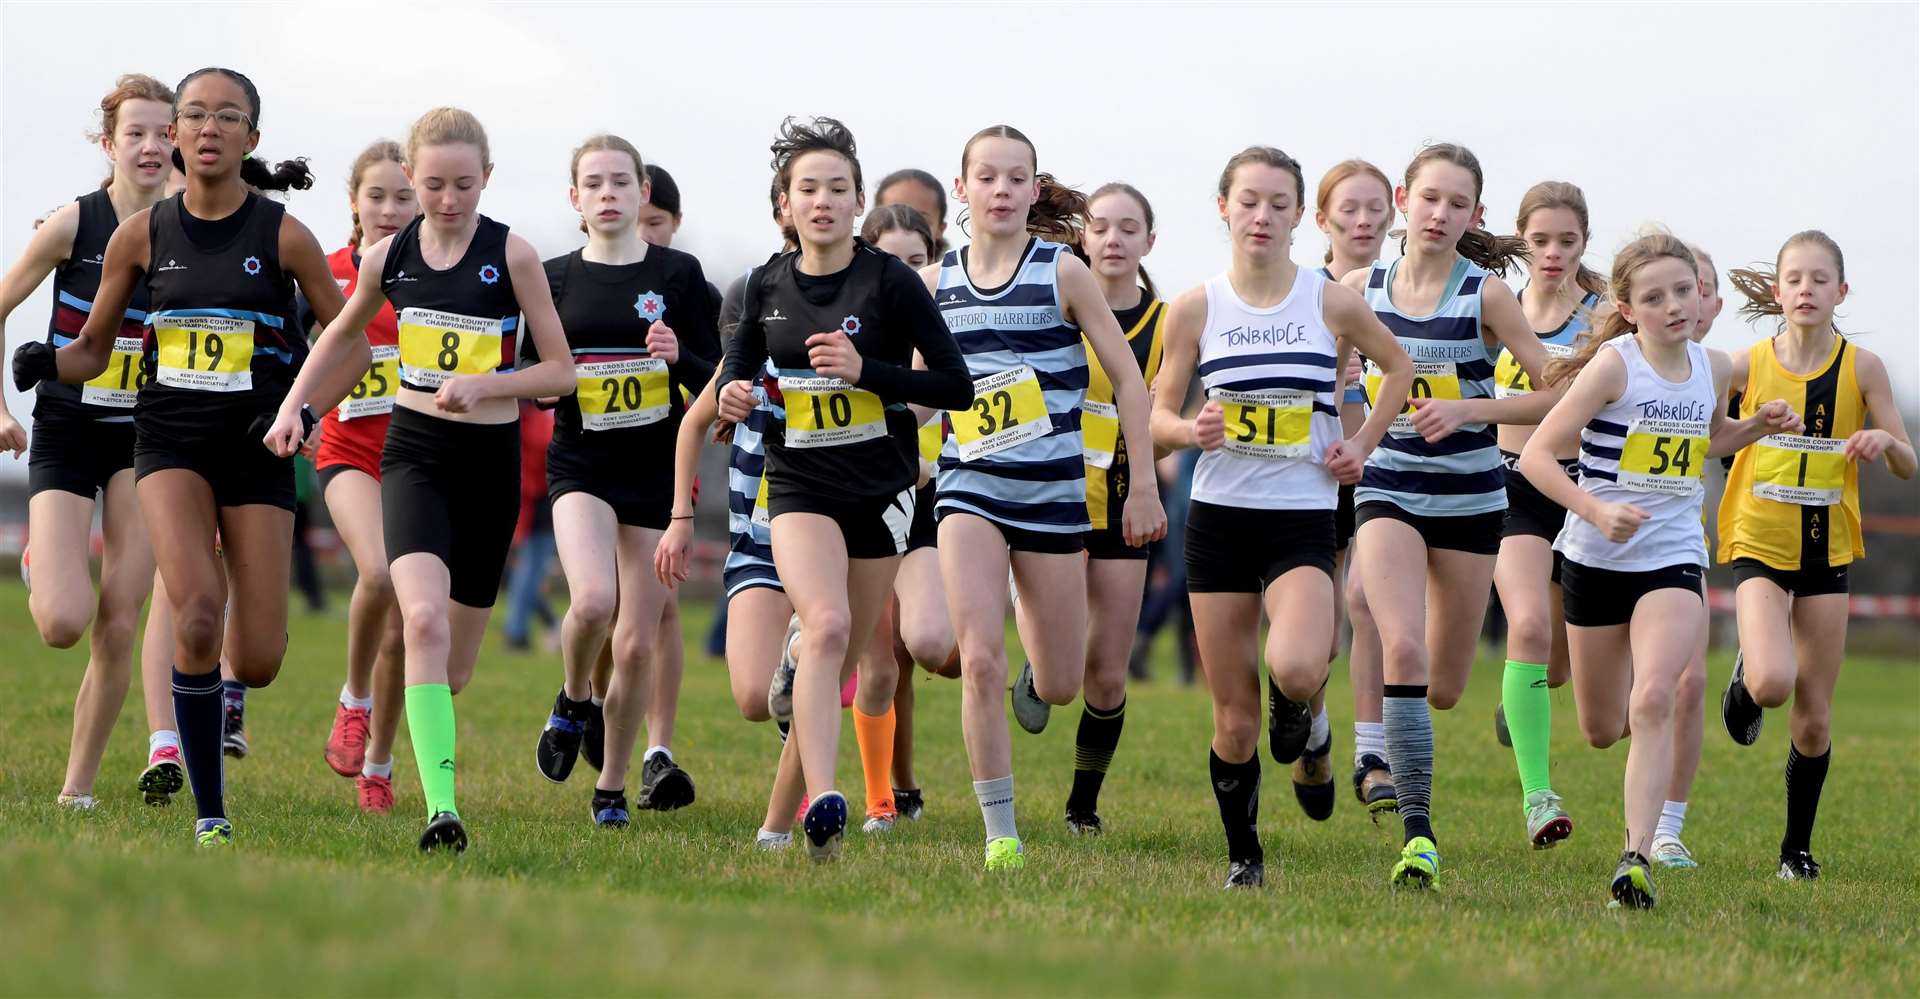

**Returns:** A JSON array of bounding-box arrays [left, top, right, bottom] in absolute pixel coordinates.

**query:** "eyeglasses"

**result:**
[[176, 107, 252, 132]]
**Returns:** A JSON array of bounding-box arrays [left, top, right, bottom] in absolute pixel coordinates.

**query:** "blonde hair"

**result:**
[[346, 139, 405, 248], [406, 107, 490, 168], [1545, 231, 1696, 387], [1314, 158, 1392, 265]]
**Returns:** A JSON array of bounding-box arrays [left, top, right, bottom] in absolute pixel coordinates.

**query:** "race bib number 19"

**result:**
[[81, 336, 147, 407], [1617, 419, 1710, 496], [155, 316, 253, 392], [398, 308, 503, 389], [952, 365, 1049, 462], [578, 358, 670, 430], [1751, 433, 1846, 506]]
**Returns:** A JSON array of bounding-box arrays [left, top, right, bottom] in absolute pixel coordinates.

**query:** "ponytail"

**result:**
[[169, 147, 313, 194], [1731, 229, 1848, 333], [1455, 227, 1529, 276], [1026, 172, 1086, 246]]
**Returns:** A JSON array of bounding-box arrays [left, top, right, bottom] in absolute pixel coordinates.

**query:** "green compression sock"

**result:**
[[1503, 660, 1552, 802], [405, 683, 458, 820]]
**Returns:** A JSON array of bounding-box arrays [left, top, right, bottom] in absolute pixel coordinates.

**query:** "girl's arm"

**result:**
[[715, 277, 770, 425], [264, 238, 389, 455], [1060, 253, 1165, 544], [0, 202, 81, 451], [817, 257, 971, 411], [1323, 281, 1412, 480], [436, 234, 576, 413], [1518, 347, 1647, 542], [37, 212, 150, 387], [1409, 276, 1555, 439], [1705, 348, 1800, 457], [1149, 285, 1212, 453], [1845, 347, 1915, 479], [655, 377, 721, 586]]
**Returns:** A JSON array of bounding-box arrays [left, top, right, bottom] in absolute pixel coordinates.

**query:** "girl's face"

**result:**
[[1522, 206, 1586, 290], [1396, 160, 1483, 255], [1316, 173, 1390, 263], [878, 179, 942, 244], [1218, 163, 1303, 263], [1617, 256, 1700, 346], [570, 149, 647, 240], [874, 228, 930, 269], [1773, 242, 1847, 329], [169, 74, 258, 179], [780, 150, 861, 249], [353, 159, 417, 248], [1083, 191, 1154, 285], [958, 137, 1036, 239], [636, 202, 679, 247], [406, 142, 489, 232], [1692, 262, 1722, 341], [107, 98, 172, 192]]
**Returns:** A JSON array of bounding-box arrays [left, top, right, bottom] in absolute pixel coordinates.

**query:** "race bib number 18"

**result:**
[[398, 308, 503, 389], [952, 365, 1049, 462], [155, 316, 253, 392], [1751, 433, 1846, 506], [1617, 419, 1711, 496], [81, 336, 147, 407]]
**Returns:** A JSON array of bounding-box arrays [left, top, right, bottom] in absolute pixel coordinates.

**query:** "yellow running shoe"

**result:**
[[1391, 836, 1439, 890], [985, 836, 1024, 870]]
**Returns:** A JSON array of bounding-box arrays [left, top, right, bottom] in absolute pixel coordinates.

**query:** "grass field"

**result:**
[[1, 576, 1915, 997]]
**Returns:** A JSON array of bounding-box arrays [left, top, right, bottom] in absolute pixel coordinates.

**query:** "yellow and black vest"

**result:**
[[1083, 297, 1165, 531]]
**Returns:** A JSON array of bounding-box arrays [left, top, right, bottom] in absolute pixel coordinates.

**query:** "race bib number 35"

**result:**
[[578, 358, 670, 430], [339, 344, 399, 421], [1369, 360, 1460, 436], [81, 336, 147, 407], [1081, 400, 1119, 469], [1752, 433, 1846, 506], [155, 316, 253, 392], [398, 308, 503, 389], [1215, 388, 1313, 461], [1617, 418, 1710, 496], [953, 365, 1049, 462], [779, 376, 885, 449]]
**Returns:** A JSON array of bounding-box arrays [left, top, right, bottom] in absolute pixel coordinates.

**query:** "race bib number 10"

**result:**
[[1617, 419, 1711, 496], [778, 376, 885, 449], [952, 365, 1049, 462], [338, 344, 398, 421], [398, 308, 503, 389], [577, 358, 670, 430], [1214, 387, 1313, 461], [1369, 360, 1460, 436], [81, 336, 148, 407], [155, 316, 253, 392], [1751, 433, 1847, 506]]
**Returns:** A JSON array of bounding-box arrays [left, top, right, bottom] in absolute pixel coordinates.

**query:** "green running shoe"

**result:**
[[985, 835, 1025, 870], [1608, 851, 1656, 909], [194, 817, 233, 848], [1391, 836, 1439, 890], [1525, 789, 1573, 850]]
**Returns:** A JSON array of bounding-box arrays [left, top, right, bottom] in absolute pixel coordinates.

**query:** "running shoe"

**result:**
[[1608, 851, 1656, 909], [1267, 678, 1310, 764], [1292, 737, 1335, 821], [1493, 702, 1511, 748], [419, 810, 467, 852], [1778, 850, 1821, 881], [582, 698, 605, 772], [222, 700, 248, 759], [140, 746, 185, 806], [1223, 859, 1264, 889], [535, 690, 589, 784], [325, 703, 371, 777], [984, 835, 1025, 871], [591, 789, 630, 829], [637, 751, 695, 812], [1064, 807, 1103, 835], [1650, 837, 1698, 869], [768, 614, 800, 724], [802, 791, 848, 862], [1010, 660, 1050, 734], [862, 802, 898, 834], [1721, 649, 1763, 746], [55, 792, 97, 811], [1391, 836, 1440, 890], [356, 773, 394, 815], [755, 829, 793, 851], [1351, 752, 1398, 820], [195, 817, 233, 847], [892, 787, 924, 821], [1525, 789, 1574, 850], [775, 718, 791, 744]]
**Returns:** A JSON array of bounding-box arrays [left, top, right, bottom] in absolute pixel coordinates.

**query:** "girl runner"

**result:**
[[924, 125, 1166, 870], [15, 67, 345, 845], [0, 74, 173, 809], [1519, 232, 1799, 908], [877, 168, 950, 256], [1718, 231, 1913, 880], [1152, 146, 1410, 888], [268, 106, 575, 852]]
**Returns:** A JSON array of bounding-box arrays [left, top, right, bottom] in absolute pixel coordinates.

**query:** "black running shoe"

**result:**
[[637, 751, 695, 811], [591, 788, 630, 828], [419, 810, 468, 852], [1292, 736, 1335, 821], [535, 691, 590, 784], [892, 787, 924, 821], [1493, 702, 1511, 748], [1267, 678, 1310, 764], [802, 791, 848, 862], [1608, 850, 1656, 909], [222, 700, 249, 759], [1721, 650, 1763, 746], [1224, 859, 1264, 889], [582, 699, 605, 772], [1064, 806, 1103, 836], [1351, 752, 1398, 820], [1778, 850, 1821, 881]]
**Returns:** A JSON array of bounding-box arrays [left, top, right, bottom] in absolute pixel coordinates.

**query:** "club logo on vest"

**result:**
[[840, 315, 861, 336], [762, 308, 787, 323], [478, 264, 501, 285], [83, 252, 104, 267], [940, 292, 963, 305], [635, 291, 666, 321], [392, 269, 417, 284], [156, 258, 188, 273], [242, 256, 262, 276]]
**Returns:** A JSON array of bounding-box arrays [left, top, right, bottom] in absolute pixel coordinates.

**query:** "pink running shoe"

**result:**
[[139, 745, 185, 806], [356, 773, 394, 814], [325, 704, 371, 777], [840, 670, 857, 709]]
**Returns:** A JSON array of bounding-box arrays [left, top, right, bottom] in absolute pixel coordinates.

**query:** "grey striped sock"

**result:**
[[1384, 685, 1435, 845]]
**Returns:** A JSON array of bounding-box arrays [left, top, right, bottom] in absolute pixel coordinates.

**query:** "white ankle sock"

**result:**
[[1309, 706, 1331, 751], [362, 757, 394, 779], [1353, 721, 1385, 766], [1655, 800, 1688, 842], [340, 684, 373, 710]]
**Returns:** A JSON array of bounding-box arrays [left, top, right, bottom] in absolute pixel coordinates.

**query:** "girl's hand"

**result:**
[[1844, 427, 1893, 464], [0, 412, 26, 457], [655, 518, 694, 587], [805, 331, 863, 384], [716, 380, 757, 424], [645, 321, 680, 365], [1409, 397, 1469, 442], [1193, 400, 1226, 451], [1592, 500, 1650, 543], [1324, 439, 1367, 485], [1121, 489, 1168, 548], [434, 375, 487, 414], [1756, 399, 1803, 435]]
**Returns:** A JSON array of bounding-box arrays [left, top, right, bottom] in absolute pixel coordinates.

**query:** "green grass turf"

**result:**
[[0, 577, 1915, 997]]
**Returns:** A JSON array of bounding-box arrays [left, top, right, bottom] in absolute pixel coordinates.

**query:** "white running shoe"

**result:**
[[1651, 837, 1699, 869], [55, 792, 96, 811], [755, 829, 793, 851], [768, 614, 800, 724]]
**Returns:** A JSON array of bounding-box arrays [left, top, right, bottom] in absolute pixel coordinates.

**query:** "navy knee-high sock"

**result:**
[[172, 669, 226, 821]]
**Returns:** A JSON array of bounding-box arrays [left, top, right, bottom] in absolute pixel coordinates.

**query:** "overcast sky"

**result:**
[[3, 2, 1914, 482]]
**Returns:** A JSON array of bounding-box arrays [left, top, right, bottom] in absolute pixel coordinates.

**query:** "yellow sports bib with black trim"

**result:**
[[778, 376, 885, 449], [1214, 387, 1313, 461], [339, 344, 399, 421], [1617, 418, 1710, 496], [1370, 359, 1460, 436]]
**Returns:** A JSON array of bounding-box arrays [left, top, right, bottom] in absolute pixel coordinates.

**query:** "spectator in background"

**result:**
[[504, 400, 559, 651]]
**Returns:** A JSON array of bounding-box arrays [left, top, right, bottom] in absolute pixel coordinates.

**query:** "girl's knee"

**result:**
[[565, 587, 618, 635]]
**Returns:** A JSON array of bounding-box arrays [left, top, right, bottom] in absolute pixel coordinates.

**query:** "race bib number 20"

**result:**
[[578, 358, 670, 430]]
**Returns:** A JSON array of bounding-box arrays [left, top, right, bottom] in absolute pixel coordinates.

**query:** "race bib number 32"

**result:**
[[1369, 360, 1460, 436], [1215, 388, 1313, 461], [952, 365, 1049, 462], [398, 308, 503, 389], [578, 358, 670, 430], [1751, 433, 1846, 506], [1617, 418, 1710, 496], [81, 336, 147, 407], [155, 316, 253, 392], [779, 376, 885, 449], [338, 344, 398, 421]]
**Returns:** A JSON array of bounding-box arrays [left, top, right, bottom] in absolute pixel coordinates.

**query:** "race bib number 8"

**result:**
[[155, 316, 253, 392], [81, 336, 148, 408], [339, 344, 399, 421], [398, 308, 503, 389], [1617, 419, 1710, 496], [1081, 400, 1119, 469], [779, 376, 885, 449], [1368, 360, 1460, 436], [578, 358, 670, 430], [1215, 388, 1313, 461], [1494, 342, 1573, 399], [1751, 433, 1846, 506], [952, 365, 1049, 462]]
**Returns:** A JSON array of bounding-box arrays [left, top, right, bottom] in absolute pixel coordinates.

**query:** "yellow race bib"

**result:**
[[1215, 388, 1314, 461], [1494, 342, 1574, 399], [338, 344, 399, 421], [398, 308, 503, 389], [155, 316, 253, 392], [751, 470, 771, 527], [952, 365, 1049, 462], [1617, 418, 1710, 496], [81, 336, 147, 408], [1368, 360, 1460, 436], [778, 375, 885, 449], [577, 358, 670, 430], [1752, 433, 1847, 506], [917, 417, 945, 465], [1081, 400, 1119, 469]]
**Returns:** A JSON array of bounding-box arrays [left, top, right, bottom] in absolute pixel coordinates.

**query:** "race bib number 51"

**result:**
[[953, 365, 1049, 462], [1369, 360, 1459, 436], [578, 358, 670, 430], [81, 336, 148, 407], [1214, 387, 1313, 461], [155, 316, 253, 392], [1617, 419, 1710, 496], [398, 308, 503, 389], [1752, 433, 1846, 506]]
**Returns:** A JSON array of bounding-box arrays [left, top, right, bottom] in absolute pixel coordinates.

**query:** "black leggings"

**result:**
[[381, 407, 521, 608]]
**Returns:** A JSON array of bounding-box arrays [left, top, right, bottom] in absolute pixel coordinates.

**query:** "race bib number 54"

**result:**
[[1618, 419, 1710, 496], [155, 316, 253, 392], [398, 308, 503, 389], [953, 365, 1049, 462]]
